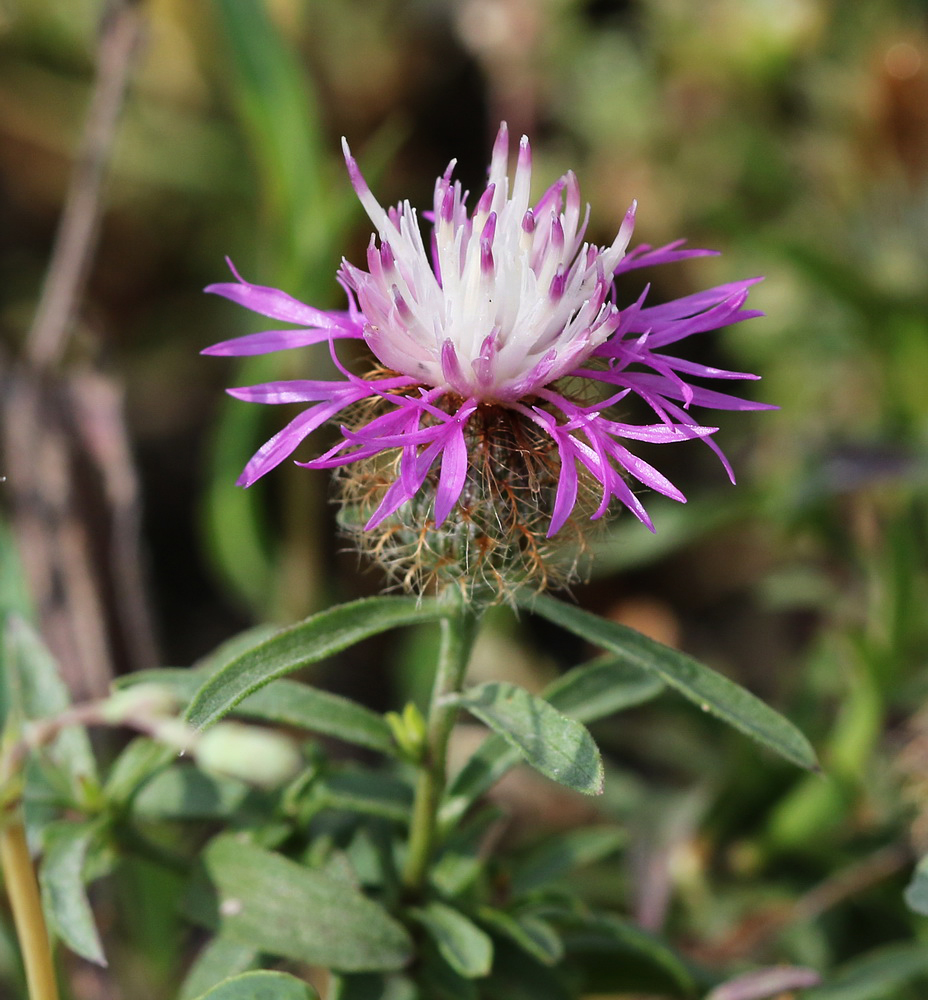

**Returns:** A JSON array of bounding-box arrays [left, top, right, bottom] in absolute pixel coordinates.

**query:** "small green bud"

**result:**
[[385, 702, 428, 762], [196, 723, 302, 789]]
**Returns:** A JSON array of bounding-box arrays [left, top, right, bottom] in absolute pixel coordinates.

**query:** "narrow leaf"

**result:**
[[560, 911, 697, 996], [191, 970, 319, 1000], [803, 943, 928, 1000], [185, 835, 412, 972], [509, 827, 625, 896], [442, 657, 662, 825], [123, 668, 395, 755], [39, 821, 106, 966], [186, 597, 444, 729], [447, 682, 603, 796], [132, 767, 251, 821], [412, 902, 493, 979], [522, 594, 817, 771], [178, 934, 260, 1000], [904, 853, 928, 915], [476, 907, 563, 965], [2, 615, 98, 785]]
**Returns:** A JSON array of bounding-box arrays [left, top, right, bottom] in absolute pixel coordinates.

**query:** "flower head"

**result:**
[[204, 124, 770, 597]]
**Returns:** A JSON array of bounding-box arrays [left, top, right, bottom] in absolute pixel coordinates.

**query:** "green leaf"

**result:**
[[904, 853, 928, 915], [186, 597, 445, 729], [442, 657, 662, 825], [185, 834, 412, 972], [328, 973, 417, 1000], [122, 668, 395, 756], [560, 911, 697, 997], [132, 766, 251, 821], [522, 594, 818, 771], [476, 907, 563, 965], [39, 821, 106, 966], [231, 681, 394, 755], [803, 943, 928, 1000], [447, 682, 603, 796], [313, 769, 413, 824], [103, 736, 175, 809], [509, 827, 625, 896], [1, 615, 98, 788], [191, 970, 319, 1000], [214, 0, 327, 263], [178, 934, 260, 1000], [412, 903, 493, 979]]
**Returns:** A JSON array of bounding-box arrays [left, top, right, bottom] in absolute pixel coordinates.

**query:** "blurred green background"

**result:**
[[3, 0, 928, 994]]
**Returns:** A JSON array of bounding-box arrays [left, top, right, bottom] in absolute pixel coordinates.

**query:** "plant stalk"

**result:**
[[0, 812, 59, 1000], [402, 599, 479, 894]]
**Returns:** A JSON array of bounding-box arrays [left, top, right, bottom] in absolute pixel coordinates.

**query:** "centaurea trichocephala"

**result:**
[[204, 123, 770, 582]]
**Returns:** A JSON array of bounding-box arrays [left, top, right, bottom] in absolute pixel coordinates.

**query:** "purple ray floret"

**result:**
[[205, 123, 770, 534]]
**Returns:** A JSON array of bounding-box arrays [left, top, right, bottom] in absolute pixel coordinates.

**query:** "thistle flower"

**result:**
[[204, 124, 770, 598]]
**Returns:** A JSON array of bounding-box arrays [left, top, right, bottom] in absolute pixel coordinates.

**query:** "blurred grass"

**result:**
[[2, 0, 928, 994]]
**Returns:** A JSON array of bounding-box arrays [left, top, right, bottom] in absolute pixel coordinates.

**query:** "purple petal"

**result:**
[[237, 403, 343, 487], [206, 261, 353, 328], [614, 240, 717, 274], [434, 423, 469, 526], [228, 380, 357, 404]]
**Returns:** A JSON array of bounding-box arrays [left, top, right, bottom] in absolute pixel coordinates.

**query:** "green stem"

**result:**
[[0, 811, 59, 1000], [402, 599, 479, 895]]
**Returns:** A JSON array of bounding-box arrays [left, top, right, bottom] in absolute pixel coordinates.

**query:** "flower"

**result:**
[[204, 123, 770, 595]]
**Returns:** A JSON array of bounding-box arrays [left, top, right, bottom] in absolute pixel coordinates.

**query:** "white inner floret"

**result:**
[[341, 126, 635, 402]]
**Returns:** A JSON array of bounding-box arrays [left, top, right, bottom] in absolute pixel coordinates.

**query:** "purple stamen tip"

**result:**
[[380, 241, 395, 270], [440, 186, 455, 223], [341, 138, 368, 195], [476, 184, 495, 216]]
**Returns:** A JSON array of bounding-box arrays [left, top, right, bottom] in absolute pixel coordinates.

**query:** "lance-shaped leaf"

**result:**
[[522, 594, 817, 771], [191, 970, 319, 1000], [39, 821, 106, 966], [186, 597, 444, 729], [123, 668, 394, 755], [185, 835, 412, 972], [411, 903, 493, 979], [442, 656, 662, 825], [446, 682, 603, 796]]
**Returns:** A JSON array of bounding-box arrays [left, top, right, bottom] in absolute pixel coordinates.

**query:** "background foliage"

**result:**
[[2, 0, 928, 997]]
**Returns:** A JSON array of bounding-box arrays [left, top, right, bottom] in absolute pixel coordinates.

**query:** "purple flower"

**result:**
[[204, 123, 769, 543]]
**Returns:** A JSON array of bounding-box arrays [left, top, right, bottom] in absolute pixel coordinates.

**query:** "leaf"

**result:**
[[39, 821, 106, 966], [103, 737, 174, 807], [803, 943, 928, 1000], [522, 594, 818, 771], [508, 827, 625, 896], [185, 834, 412, 972], [178, 934, 260, 1000], [904, 853, 928, 915], [313, 768, 413, 824], [447, 682, 603, 796], [186, 597, 445, 729], [191, 970, 319, 1000], [1, 615, 98, 787], [442, 657, 662, 825], [559, 911, 697, 997], [476, 907, 563, 965], [412, 903, 493, 979], [132, 766, 251, 821], [123, 668, 395, 755]]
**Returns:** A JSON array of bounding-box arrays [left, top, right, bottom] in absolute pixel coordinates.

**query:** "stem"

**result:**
[[26, 0, 142, 370], [0, 813, 59, 1000], [402, 600, 479, 895]]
